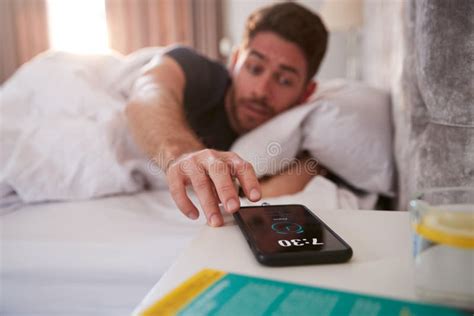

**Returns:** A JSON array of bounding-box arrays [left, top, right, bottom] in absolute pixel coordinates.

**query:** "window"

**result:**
[[47, 0, 109, 54]]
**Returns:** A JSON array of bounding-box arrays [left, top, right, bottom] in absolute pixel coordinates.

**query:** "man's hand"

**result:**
[[260, 154, 321, 198], [166, 149, 261, 227]]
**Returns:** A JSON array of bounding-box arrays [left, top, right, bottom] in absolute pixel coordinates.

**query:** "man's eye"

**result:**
[[246, 63, 263, 75], [277, 76, 293, 86]]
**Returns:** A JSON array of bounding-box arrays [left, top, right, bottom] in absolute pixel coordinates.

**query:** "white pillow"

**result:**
[[231, 79, 395, 196], [230, 101, 315, 176], [302, 79, 394, 195]]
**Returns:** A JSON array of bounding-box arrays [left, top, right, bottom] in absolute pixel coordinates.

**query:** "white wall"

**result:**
[[221, 0, 352, 81], [360, 0, 404, 91]]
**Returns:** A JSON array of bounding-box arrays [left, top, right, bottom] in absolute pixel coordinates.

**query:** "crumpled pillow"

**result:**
[[231, 79, 395, 196]]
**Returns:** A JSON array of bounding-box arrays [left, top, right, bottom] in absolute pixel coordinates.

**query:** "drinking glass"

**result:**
[[409, 187, 474, 309]]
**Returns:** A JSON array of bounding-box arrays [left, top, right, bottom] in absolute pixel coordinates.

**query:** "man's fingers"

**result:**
[[167, 171, 199, 220], [206, 160, 240, 213], [224, 153, 261, 202], [167, 149, 258, 225], [189, 167, 223, 227]]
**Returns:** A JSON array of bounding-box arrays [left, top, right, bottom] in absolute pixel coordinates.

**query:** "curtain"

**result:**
[[105, 0, 222, 60], [191, 0, 222, 60], [0, 0, 50, 84]]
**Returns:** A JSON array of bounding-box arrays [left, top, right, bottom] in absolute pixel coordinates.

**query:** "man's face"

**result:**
[[226, 31, 315, 134]]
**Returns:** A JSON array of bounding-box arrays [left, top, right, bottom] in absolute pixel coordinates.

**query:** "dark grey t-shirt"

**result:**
[[165, 46, 238, 151]]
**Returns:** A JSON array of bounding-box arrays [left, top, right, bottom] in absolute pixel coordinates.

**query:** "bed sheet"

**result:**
[[0, 190, 205, 316]]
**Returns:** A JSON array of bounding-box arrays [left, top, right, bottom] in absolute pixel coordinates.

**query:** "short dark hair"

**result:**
[[242, 2, 328, 81]]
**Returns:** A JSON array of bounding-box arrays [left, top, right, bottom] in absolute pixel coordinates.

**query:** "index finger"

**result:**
[[206, 159, 240, 213], [166, 166, 200, 220], [223, 153, 261, 202]]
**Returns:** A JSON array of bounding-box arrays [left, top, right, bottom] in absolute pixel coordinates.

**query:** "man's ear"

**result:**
[[299, 80, 317, 104], [227, 47, 240, 73]]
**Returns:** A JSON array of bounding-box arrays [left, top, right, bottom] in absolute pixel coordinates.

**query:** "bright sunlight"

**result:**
[[47, 0, 110, 54]]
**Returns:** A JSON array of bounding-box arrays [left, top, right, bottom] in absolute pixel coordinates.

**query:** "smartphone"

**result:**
[[233, 204, 353, 266]]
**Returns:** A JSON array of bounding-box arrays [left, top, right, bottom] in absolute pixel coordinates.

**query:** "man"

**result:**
[[126, 3, 328, 227]]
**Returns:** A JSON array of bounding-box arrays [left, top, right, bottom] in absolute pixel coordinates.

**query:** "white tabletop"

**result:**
[[134, 209, 416, 315]]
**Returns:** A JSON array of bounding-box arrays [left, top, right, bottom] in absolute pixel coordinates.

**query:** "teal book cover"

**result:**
[[140, 269, 471, 316]]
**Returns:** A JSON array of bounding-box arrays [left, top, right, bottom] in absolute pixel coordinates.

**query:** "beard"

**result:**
[[228, 89, 275, 134]]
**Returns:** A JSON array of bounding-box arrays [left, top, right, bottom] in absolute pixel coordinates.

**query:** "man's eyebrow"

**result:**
[[249, 50, 266, 60], [279, 64, 299, 76], [248, 49, 300, 76]]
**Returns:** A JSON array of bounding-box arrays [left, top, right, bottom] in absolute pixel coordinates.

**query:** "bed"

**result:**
[[1, 190, 205, 315]]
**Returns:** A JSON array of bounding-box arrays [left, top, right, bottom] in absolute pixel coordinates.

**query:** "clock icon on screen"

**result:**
[[271, 222, 304, 234]]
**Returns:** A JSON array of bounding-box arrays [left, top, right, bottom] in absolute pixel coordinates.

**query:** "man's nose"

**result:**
[[253, 74, 272, 99]]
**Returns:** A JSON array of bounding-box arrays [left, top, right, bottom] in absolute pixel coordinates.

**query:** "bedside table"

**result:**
[[133, 209, 415, 315]]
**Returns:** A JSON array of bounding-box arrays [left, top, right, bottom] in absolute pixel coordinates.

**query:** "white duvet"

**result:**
[[0, 49, 382, 211], [0, 49, 167, 205]]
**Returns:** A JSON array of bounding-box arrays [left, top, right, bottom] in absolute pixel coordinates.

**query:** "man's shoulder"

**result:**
[[164, 45, 225, 71], [164, 45, 197, 59], [163, 45, 230, 96], [164, 45, 201, 58]]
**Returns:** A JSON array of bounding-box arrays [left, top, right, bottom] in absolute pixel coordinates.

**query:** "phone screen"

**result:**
[[235, 205, 350, 257]]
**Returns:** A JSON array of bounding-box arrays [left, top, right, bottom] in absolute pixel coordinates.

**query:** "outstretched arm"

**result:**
[[125, 55, 261, 227], [126, 55, 203, 167]]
